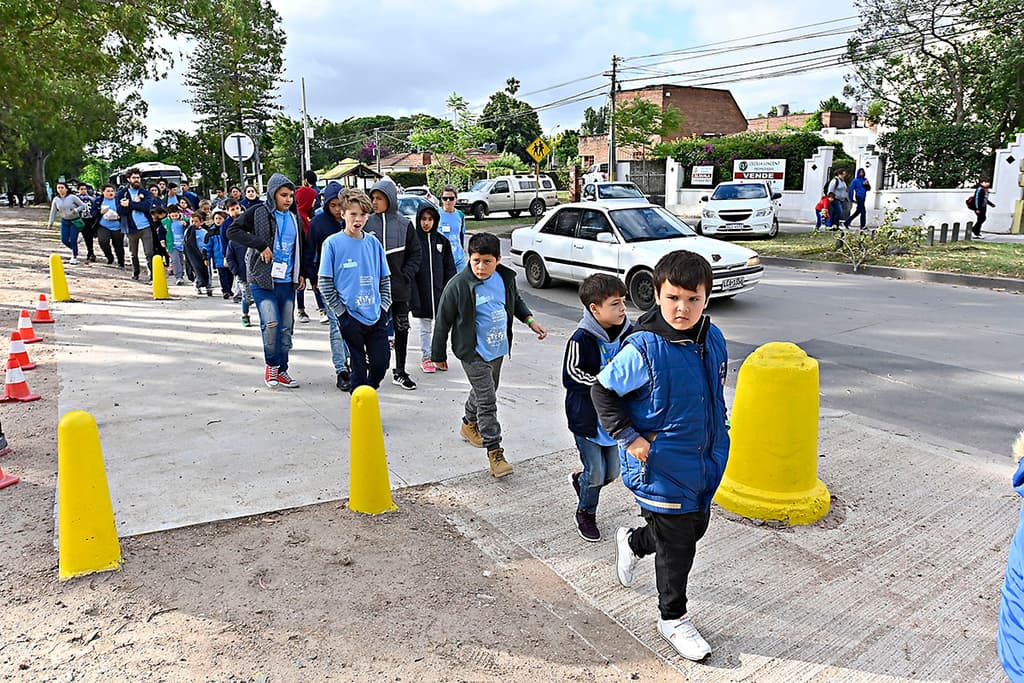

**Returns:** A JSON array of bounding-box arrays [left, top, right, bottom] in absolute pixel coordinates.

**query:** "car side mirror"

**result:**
[[700, 196, 709, 202], [596, 232, 616, 244], [771, 192, 782, 200]]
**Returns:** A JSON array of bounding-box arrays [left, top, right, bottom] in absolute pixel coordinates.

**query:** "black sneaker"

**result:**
[[336, 371, 351, 392], [297, 310, 311, 323], [570, 471, 581, 500], [392, 370, 417, 390], [575, 511, 600, 542]]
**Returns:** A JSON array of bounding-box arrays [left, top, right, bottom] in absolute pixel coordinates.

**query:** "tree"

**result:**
[[877, 124, 991, 187], [580, 106, 609, 136], [818, 95, 851, 113], [481, 80, 542, 165], [613, 97, 682, 159], [552, 129, 580, 166], [154, 129, 225, 192], [184, 0, 284, 136], [486, 152, 530, 175], [409, 94, 492, 191], [767, 106, 779, 118]]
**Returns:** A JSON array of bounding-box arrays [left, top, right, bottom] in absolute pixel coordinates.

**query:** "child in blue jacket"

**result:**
[[205, 209, 233, 298], [592, 250, 729, 663], [1000, 431, 1024, 682]]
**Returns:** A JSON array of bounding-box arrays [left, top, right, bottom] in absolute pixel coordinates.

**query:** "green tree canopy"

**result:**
[[410, 94, 491, 191], [480, 80, 542, 166], [613, 97, 682, 159], [580, 105, 609, 136]]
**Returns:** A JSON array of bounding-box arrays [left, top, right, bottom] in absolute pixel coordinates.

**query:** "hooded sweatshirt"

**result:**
[[225, 173, 302, 290], [47, 194, 86, 226], [364, 179, 422, 306], [302, 180, 345, 281], [999, 440, 1024, 681], [410, 204, 457, 320], [563, 309, 633, 442], [848, 170, 871, 201]]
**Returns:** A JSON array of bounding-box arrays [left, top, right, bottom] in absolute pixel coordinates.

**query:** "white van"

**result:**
[[456, 174, 558, 220]]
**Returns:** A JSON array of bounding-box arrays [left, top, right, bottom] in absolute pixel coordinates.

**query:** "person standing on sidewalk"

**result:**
[[76, 184, 98, 262], [999, 430, 1024, 682], [845, 169, 871, 229], [591, 250, 729, 662], [971, 179, 995, 238], [437, 185, 468, 271], [826, 169, 848, 228], [410, 203, 457, 375], [227, 173, 305, 389], [46, 182, 87, 264]]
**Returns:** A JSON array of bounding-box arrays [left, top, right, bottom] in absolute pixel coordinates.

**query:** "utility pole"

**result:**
[[301, 77, 311, 178], [607, 55, 621, 181], [374, 128, 382, 175]]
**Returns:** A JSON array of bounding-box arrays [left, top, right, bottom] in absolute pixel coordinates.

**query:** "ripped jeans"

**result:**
[[250, 281, 295, 372]]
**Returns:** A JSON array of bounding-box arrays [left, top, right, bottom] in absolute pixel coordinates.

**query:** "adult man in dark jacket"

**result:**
[[116, 167, 156, 281], [365, 179, 422, 390]]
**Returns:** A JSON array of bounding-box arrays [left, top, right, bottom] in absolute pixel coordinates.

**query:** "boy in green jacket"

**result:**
[[431, 233, 547, 478]]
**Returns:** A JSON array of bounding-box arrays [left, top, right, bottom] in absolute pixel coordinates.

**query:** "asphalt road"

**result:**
[[504, 245, 1023, 458]]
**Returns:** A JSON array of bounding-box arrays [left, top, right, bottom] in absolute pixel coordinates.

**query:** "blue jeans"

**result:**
[[324, 307, 351, 374], [250, 281, 295, 371], [60, 219, 79, 257], [574, 435, 619, 514]]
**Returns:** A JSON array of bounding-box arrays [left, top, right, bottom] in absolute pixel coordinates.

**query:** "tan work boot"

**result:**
[[487, 447, 513, 478], [460, 420, 484, 448]]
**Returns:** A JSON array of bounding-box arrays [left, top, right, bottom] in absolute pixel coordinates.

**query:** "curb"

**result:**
[[761, 256, 1024, 293]]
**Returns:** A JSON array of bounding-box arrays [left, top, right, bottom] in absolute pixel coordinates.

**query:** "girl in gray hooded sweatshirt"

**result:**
[[47, 182, 87, 264]]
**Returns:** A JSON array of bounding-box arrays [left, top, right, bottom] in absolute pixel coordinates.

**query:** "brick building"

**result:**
[[577, 84, 748, 166], [746, 110, 857, 132]]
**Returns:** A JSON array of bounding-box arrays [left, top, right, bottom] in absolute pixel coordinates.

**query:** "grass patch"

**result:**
[[734, 232, 1024, 279]]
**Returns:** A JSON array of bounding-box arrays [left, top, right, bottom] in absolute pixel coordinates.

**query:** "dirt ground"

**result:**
[[0, 208, 678, 682]]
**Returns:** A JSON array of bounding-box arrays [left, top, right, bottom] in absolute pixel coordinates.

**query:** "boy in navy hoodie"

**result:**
[[563, 274, 632, 542], [592, 250, 729, 662], [304, 181, 350, 390]]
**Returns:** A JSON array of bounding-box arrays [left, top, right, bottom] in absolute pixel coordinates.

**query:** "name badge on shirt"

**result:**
[[342, 259, 357, 269], [476, 295, 488, 305], [441, 226, 451, 233], [271, 261, 287, 279]]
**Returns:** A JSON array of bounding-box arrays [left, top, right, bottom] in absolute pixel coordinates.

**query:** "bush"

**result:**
[[829, 205, 923, 271], [877, 124, 992, 188], [388, 171, 428, 189], [654, 130, 852, 191]]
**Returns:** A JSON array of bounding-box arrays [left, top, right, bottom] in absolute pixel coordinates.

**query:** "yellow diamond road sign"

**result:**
[[526, 137, 551, 163]]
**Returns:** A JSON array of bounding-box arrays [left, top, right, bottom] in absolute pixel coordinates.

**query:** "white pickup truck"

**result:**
[[456, 174, 558, 220]]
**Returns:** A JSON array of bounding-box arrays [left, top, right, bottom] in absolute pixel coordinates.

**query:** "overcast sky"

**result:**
[[140, 1, 862, 146]]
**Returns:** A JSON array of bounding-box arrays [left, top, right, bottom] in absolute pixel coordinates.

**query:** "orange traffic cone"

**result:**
[[0, 462, 18, 489], [0, 357, 41, 403], [8, 331, 35, 370], [31, 294, 55, 324], [17, 310, 41, 344]]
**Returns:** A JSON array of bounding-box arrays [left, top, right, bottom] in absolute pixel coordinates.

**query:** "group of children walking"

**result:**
[[218, 172, 730, 663]]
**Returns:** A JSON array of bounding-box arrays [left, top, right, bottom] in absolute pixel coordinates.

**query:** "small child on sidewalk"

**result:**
[[814, 192, 833, 231], [184, 211, 212, 296], [592, 250, 730, 662], [431, 233, 547, 478], [225, 220, 251, 326], [205, 209, 233, 298], [563, 274, 633, 542], [166, 206, 187, 285]]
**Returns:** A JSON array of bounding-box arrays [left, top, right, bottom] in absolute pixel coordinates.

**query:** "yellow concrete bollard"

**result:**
[[49, 254, 70, 302], [151, 255, 170, 300], [347, 386, 398, 515], [713, 342, 830, 525], [58, 411, 122, 581]]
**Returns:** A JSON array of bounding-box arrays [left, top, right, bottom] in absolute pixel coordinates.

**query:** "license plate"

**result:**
[[721, 277, 744, 290], [724, 223, 744, 230]]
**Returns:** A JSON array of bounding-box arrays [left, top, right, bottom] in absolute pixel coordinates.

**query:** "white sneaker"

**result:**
[[68, 257, 78, 265], [658, 615, 712, 661], [318, 309, 329, 324], [615, 527, 638, 587]]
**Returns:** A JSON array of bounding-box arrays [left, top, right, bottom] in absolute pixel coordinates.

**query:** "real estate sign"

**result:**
[[691, 165, 714, 186], [733, 159, 786, 193]]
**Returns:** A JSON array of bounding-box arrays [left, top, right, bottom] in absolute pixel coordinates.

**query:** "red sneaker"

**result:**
[[264, 365, 279, 387], [276, 370, 299, 388]]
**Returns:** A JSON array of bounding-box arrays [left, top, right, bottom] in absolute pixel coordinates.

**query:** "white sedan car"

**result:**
[[510, 201, 763, 310]]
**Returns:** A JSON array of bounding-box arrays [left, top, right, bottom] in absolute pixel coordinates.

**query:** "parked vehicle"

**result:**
[[699, 180, 782, 239], [401, 185, 438, 205], [581, 181, 647, 203], [456, 174, 557, 220], [583, 163, 608, 185], [397, 194, 435, 220], [108, 161, 187, 189], [510, 201, 763, 309]]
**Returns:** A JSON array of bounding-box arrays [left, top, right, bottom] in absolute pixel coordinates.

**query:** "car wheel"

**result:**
[[472, 203, 487, 221], [508, 210, 521, 218], [628, 270, 656, 311], [767, 218, 779, 239], [524, 253, 551, 289], [528, 198, 545, 217]]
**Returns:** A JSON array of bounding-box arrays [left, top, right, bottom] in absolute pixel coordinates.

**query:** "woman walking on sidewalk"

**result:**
[[46, 182, 87, 264]]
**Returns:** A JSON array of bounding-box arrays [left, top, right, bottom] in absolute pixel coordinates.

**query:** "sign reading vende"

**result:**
[[691, 165, 714, 186], [733, 159, 786, 193]]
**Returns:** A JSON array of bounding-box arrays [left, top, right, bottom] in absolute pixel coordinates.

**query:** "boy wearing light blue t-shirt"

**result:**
[[437, 184, 467, 270], [318, 189, 392, 393]]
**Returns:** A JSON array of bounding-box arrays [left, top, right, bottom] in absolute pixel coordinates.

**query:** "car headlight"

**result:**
[[754, 207, 773, 217], [746, 256, 761, 267], [702, 209, 716, 218]]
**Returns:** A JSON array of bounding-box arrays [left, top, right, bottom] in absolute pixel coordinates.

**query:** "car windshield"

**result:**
[[470, 180, 491, 193], [711, 184, 768, 200], [610, 206, 695, 242], [398, 197, 427, 217], [598, 184, 644, 199]]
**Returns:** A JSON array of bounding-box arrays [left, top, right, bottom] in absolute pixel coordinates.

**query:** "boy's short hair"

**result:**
[[827, 191, 835, 198], [224, 198, 239, 209], [303, 170, 317, 185], [442, 184, 458, 196], [168, 206, 181, 215], [101, 184, 114, 192], [148, 183, 159, 190], [339, 188, 372, 214], [150, 206, 167, 216], [579, 274, 626, 309], [215, 187, 224, 192], [653, 250, 713, 297], [191, 211, 207, 223], [167, 182, 178, 189], [467, 233, 501, 259]]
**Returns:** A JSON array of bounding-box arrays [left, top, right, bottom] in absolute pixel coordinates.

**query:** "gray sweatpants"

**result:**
[[461, 356, 504, 450]]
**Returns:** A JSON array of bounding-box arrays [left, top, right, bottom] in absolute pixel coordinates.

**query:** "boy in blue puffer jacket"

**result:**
[[592, 250, 729, 663], [205, 209, 233, 298]]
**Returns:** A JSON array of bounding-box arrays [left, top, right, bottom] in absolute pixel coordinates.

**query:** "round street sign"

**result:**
[[224, 133, 255, 162]]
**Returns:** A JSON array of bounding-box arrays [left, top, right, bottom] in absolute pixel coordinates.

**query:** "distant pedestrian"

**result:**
[[437, 185, 468, 270], [184, 211, 213, 296], [241, 185, 259, 210], [46, 181, 86, 265], [205, 209, 233, 298], [227, 173, 305, 389], [814, 193, 832, 231], [845, 169, 871, 229], [166, 205, 187, 285], [211, 187, 227, 209], [294, 172, 319, 324], [179, 180, 200, 212], [970, 180, 995, 238], [999, 431, 1024, 682], [76, 184, 98, 262], [826, 169, 848, 228]]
